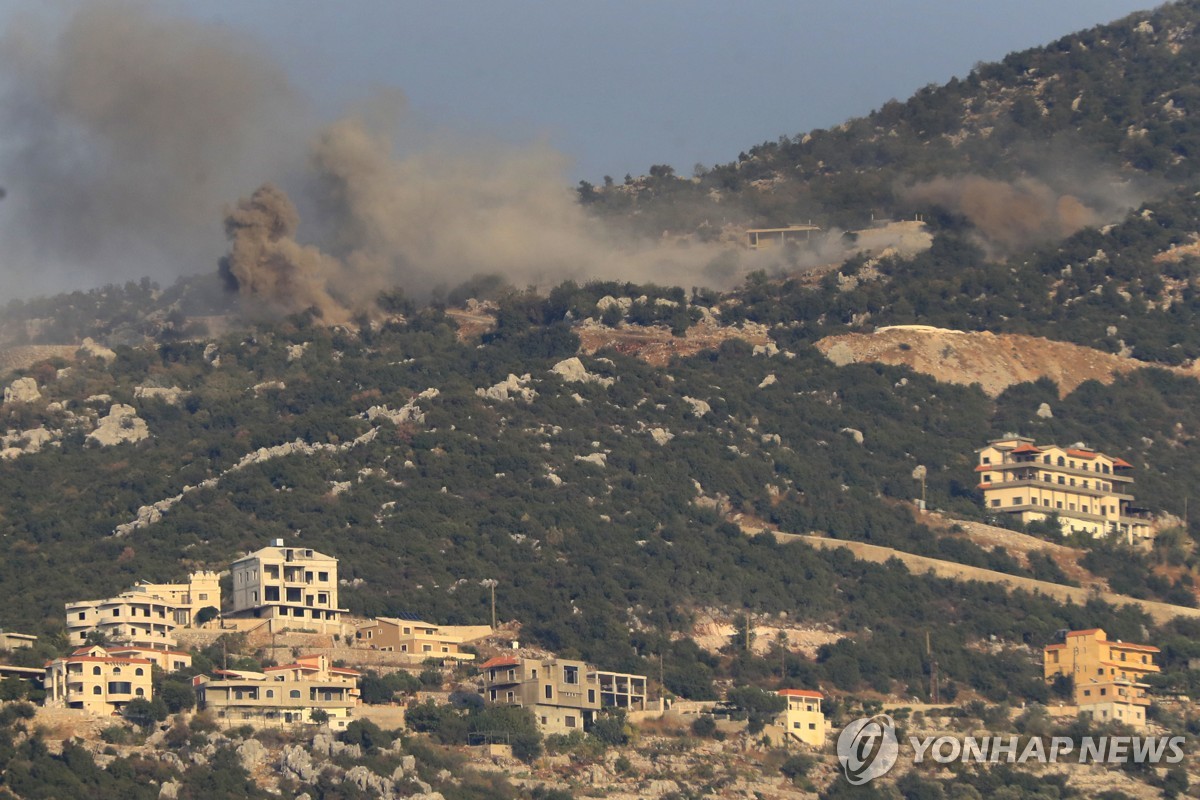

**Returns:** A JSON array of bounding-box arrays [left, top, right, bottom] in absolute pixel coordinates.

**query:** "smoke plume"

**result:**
[[902, 173, 1134, 256], [219, 184, 350, 322], [0, 2, 306, 295]]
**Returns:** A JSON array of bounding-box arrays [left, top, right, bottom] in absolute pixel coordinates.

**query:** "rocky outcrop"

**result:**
[[134, 386, 185, 405], [575, 452, 607, 468], [1, 426, 56, 459], [80, 337, 116, 362], [3, 377, 40, 405], [287, 343, 310, 361], [682, 396, 711, 417], [365, 388, 439, 425], [549, 357, 614, 387], [816, 326, 1193, 397], [88, 404, 150, 446], [476, 374, 537, 404]]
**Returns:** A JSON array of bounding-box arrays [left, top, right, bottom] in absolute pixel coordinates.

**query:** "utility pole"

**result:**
[[480, 579, 498, 629], [927, 631, 939, 704]]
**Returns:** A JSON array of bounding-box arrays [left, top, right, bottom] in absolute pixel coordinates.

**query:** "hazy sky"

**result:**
[[165, 0, 1156, 181]]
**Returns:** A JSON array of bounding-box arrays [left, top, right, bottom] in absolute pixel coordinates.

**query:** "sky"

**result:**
[[166, 0, 1157, 182], [0, 0, 1162, 298]]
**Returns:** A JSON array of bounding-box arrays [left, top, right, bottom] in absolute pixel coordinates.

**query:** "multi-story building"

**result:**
[[976, 436, 1152, 541], [44, 645, 154, 714], [0, 631, 37, 650], [65, 571, 221, 649], [777, 689, 826, 747], [354, 617, 488, 660], [1044, 628, 1159, 728], [107, 644, 193, 673], [194, 654, 361, 729], [480, 655, 647, 735], [227, 540, 345, 634]]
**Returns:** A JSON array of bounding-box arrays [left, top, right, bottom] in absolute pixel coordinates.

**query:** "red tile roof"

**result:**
[[481, 656, 520, 669], [1065, 449, 1097, 460], [1011, 444, 1041, 454], [778, 689, 823, 699], [1112, 458, 1134, 468]]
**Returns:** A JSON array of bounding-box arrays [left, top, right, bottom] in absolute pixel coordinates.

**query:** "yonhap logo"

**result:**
[[837, 714, 900, 785]]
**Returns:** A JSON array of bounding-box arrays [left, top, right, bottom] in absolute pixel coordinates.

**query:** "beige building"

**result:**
[[65, 571, 221, 649], [777, 689, 826, 747], [976, 436, 1152, 541], [227, 540, 345, 634], [108, 645, 193, 673], [0, 631, 37, 650], [44, 645, 154, 714], [1044, 628, 1159, 729], [354, 618, 488, 660], [481, 655, 647, 735], [195, 654, 361, 729]]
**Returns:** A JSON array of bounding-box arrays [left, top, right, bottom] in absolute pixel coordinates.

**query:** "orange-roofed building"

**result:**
[[195, 653, 360, 730], [1044, 628, 1159, 728], [44, 645, 154, 714], [776, 689, 827, 747], [976, 436, 1153, 542]]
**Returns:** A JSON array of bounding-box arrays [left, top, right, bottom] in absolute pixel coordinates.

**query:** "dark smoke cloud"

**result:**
[[219, 184, 350, 322], [0, 2, 307, 295], [902, 173, 1140, 256]]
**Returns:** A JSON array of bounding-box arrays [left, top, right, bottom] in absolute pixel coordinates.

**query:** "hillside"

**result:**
[[815, 325, 1198, 396]]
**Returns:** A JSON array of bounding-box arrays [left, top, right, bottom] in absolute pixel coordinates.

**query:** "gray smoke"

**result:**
[[0, 2, 306, 295]]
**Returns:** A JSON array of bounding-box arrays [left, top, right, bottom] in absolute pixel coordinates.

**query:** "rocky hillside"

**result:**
[[815, 325, 1200, 397]]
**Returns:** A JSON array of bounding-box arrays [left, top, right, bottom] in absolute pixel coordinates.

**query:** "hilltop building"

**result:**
[[480, 655, 648, 735], [354, 617, 489, 660], [65, 571, 221, 649], [777, 689, 827, 747], [226, 540, 346, 634], [44, 645, 154, 715], [745, 224, 820, 250], [975, 436, 1152, 541], [194, 654, 361, 730], [1044, 628, 1159, 728]]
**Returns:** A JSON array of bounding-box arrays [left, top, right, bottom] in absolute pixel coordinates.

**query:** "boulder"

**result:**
[[550, 357, 614, 387], [80, 337, 116, 362], [682, 396, 711, 417], [3, 377, 40, 405], [476, 374, 537, 404], [88, 404, 150, 446]]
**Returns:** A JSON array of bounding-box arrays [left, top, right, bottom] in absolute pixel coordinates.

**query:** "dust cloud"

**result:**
[[902, 173, 1139, 256]]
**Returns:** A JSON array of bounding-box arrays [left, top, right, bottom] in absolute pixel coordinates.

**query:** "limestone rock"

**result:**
[[253, 381, 286, 395], [476, 374, 537, 404], [88, 404, 150, 446], [80, 337, 116, 362], [752, 342, 779, 357], [758, 374, 778, 388], [824, 341, 856, 367], [575, 452, 607, 468], [134, 386, 185, 405], [647, 427, 674, 446], [287, 342, 310, 361], [550, 357, 614, 387], [841, 427, 864, 445], [1037, 402, 1053, 419], [682, 396, 711, 417], [235, 738, 266, 771], [159, 780, 181, 799], [4, 377, 40, 405]]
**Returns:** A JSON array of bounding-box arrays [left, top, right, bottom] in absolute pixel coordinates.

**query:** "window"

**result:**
[[1083, 689, 1091, 697], [982, 457, 991, 465], [990, 499, 1000, 507], [588, 689, 596, 703], [565, 715, 577, 728], [563, 666, 579, 685], [809, 723, 816, 730], [1120, 652, 1126, 661], [1100, 688, 1107, 696], [423, 645, 432, 652], [93, 685, 102, 694], [136, 688, 144, 696], [266, 690, 274, 698], [290, 690, 301, 699], [135, 668, 143, 676], [199, 593, 208, 601], [319, 572, 329, 582], [93, 666, 102, 675], [545, 685, 553, 700], [1012, 497, 1023, 506]]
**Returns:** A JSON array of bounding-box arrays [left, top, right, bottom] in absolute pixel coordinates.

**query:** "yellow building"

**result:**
[[354, 617, 487, 660], [44, 645, 154, 714], [976, 436, 1152, 541], [227, 540, 346, 634], [777, 689, 827, 747], [65, 571, 220, 649], [746, 224, 820, 250], [481, 655, 647, 735], [1044, 628, 1159, 728], [108, 645, 193, 673], [0, 631, 37, 650], [195, 654, 361, 730]]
